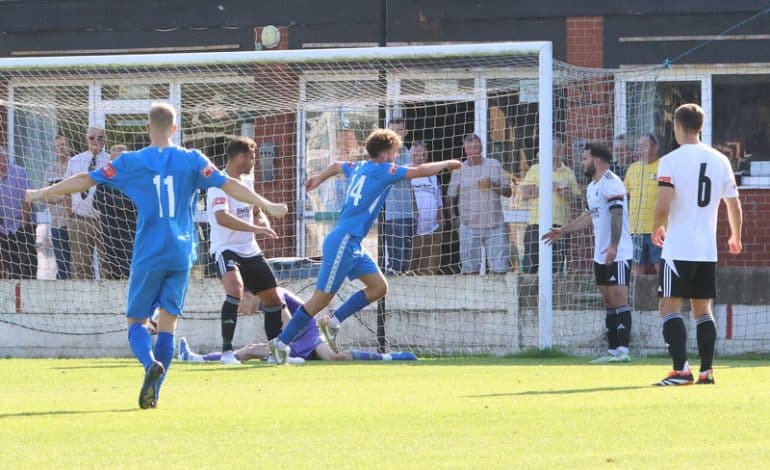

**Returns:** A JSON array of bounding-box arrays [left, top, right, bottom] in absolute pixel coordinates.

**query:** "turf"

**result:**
[[1, 357, 769, 468]]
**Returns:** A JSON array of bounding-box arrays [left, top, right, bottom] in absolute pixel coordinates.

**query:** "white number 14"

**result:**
[[153, 175, 176, 218]]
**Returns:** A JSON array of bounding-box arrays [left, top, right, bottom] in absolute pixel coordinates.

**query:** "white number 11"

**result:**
[[153, 175, 175, 218]]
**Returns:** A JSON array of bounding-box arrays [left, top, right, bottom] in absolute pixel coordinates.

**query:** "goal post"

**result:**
[[0, 41, 693, 358]]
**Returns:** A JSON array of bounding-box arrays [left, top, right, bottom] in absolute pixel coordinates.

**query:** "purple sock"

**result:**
[[203, 352, 222, 361], [351, 350, 383, 360], [333, 290, 371, 323]]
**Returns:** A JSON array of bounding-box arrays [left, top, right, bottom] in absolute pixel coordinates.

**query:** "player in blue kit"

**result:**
[[26, 103, 287, 408], [268, 128, 461, 364]]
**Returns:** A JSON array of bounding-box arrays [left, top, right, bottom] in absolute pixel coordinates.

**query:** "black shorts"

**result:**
[[658, 260, 716, 299], [213, 251, 278, 294], [594, 260, 631, 286]]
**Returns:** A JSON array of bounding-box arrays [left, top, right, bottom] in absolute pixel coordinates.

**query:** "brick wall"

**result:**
[[717, 189, 770, 267], [566, 17, 603, 68]]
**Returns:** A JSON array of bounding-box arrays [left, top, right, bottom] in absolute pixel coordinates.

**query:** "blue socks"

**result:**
[[128, 323, 155, 369], [333, 290, 371, 323], [351, 350, 383, 360], [278, 306, 313, 344], [154, 332, 175, 389]]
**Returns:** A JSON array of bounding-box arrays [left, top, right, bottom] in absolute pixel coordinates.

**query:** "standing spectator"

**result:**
[[409, 141, 443, 274], [520, 139, 581, 274], [94, 144, 137, 279], [447, 134, 512, 274], [65, 126, 110, 279], [0, 146, 37, 279], [624, 133, 662, 274], [43, 135, 73, 279], [382, 118, 415, 273]]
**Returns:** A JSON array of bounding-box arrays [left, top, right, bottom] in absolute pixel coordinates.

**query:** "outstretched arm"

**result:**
[[405, 160, 462, 179], [306, 161, 344, 191], [724, 197, 743, 255], [541, 211, 591, 245], [25, 173, 96, 203], [221, 177, 288, 218]]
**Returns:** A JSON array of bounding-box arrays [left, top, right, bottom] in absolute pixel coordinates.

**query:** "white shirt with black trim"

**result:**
[[586, 170, 633, 264], [657, 143, 738, 262], [206, 175, 262, 257]]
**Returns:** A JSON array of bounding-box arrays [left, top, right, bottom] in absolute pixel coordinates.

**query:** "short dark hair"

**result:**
[[226, 137, 256, 161], [584, 142, 613, 162], [365, 128, 402, 159], [674, 103, 705, 134]]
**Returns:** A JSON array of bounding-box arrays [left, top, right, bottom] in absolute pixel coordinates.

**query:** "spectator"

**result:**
[[611, 134, 633, 180], [408, 141, 443, 275], [65, 126, 110, 279], [520, 139, 581, 274], [0, 146, 37, 279], [624, 133, 662, 274], [43, 135, 73, 279], [447, 133, 512, 274], [382, 118, 415, 273], [94, 144, 137, 279]]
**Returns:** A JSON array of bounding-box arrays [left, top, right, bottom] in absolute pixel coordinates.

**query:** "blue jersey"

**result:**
[[335, 161, 409, 237], [90, 145, 227, 271]]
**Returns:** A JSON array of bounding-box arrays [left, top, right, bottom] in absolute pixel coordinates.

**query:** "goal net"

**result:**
[[0, 43, 764, 357]]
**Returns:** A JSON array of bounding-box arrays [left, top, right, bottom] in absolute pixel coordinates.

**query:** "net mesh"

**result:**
[[0, 46, 766, 357]]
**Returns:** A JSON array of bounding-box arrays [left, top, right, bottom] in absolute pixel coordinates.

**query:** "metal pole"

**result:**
[[376, 0, 388, 353]]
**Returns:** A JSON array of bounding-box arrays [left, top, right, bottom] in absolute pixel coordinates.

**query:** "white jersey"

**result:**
[[206, 175, 261, 257], [586, 170, 634, 263], [657, 143, 738, 262]]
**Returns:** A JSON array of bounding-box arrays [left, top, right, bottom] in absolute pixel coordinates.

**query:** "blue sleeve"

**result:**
[[193, 150, 227, 190], [341, 162, 355, 179], [89, 154, 129, 190], [383, 164, 409, 183]]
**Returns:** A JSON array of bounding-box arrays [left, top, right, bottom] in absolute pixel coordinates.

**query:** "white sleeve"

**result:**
[[604, 178, 627, 208], [721, 157, 739, 198], [206, 186, 229, 213]]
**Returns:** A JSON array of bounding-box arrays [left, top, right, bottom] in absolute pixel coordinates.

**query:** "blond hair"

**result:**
[[149, 103, 176, 131]]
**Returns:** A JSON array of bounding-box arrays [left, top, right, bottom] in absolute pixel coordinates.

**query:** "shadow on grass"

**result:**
[[467, 385, 650, 398], [0, 408, 137, 419]]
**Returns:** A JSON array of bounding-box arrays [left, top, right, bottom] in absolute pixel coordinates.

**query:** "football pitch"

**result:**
[[1, 357, 769, 468]]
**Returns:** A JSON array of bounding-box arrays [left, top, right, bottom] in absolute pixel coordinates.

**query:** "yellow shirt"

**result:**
[[624, 159, 659, 234], [521, 163, 581, 226]]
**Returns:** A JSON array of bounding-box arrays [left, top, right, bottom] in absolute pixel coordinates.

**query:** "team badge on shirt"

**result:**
[[101, 163, 116, 179], [201, 165, 215, 178]]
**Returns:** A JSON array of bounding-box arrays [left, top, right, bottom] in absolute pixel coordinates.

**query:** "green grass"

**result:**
[[1, 357, 769, 469]]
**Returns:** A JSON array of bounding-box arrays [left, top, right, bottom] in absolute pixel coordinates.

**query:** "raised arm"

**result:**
[[25, 173, 96, 203], [221, 177, 288, 218], [306, 161, 345, 191], [405, 160, 462, 179], [724, 197, 743, 255]]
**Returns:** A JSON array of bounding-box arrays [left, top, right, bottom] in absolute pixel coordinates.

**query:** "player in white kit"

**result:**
[[543, 142, 634, 363], [651, 103, 743, 386]]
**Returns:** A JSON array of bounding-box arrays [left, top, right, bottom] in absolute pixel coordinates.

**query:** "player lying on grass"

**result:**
[[178, 287, 415, 363], [268, 128, 461, 364]]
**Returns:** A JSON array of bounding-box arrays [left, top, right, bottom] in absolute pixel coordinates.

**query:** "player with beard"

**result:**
[[542, 142, 634, 363]]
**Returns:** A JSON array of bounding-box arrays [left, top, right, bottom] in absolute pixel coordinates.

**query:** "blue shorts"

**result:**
[[316, 230, 379, 294], [126, 269, 190, 318], [633, 234, 662, 266]]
